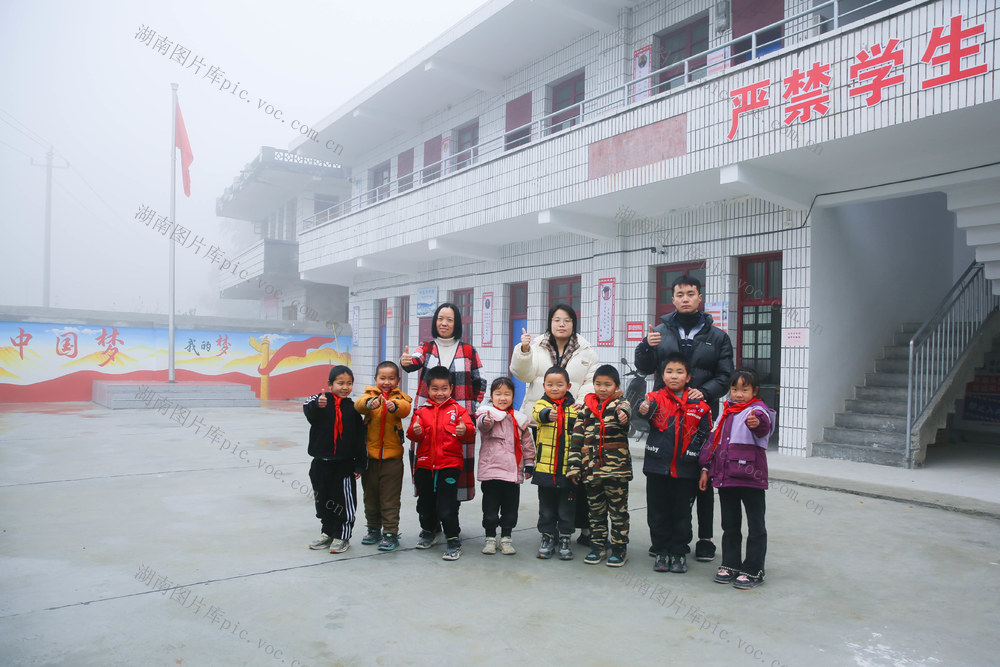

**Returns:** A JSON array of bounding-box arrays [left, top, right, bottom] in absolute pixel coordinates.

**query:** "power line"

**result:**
[[0, 139, 36, 160], [0, 107, 50, 148]]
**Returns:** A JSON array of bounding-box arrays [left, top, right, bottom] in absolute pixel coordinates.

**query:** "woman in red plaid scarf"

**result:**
[[401, 302, 487, 501]]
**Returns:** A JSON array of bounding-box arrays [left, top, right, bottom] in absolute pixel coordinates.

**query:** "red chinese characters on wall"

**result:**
[[10, 328, 32, 360], [55, 332, 78, 358], [725, 14, 988, 140], [96, 327, 124, 367]]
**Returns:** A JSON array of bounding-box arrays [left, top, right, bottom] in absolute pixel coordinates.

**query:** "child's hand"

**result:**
[[698, 470, 708, 491], [400, 345, 412, 367], [524, 470, 532, 479], [482, 414, 493, 429], [616, 408, 628, 425], [353, 472, 362, 480], [412, 417, 422, 437], [520, 328, 531, 352], [317, 390, 328, 408], [456, 421, 467, 437], [367, 396, 382, 410], [639, 400, 650, 415], [387, 400, 397, 413], [688, 388, 705, 401], [567, 472, 579, 485], [746, 411, 760, 429]]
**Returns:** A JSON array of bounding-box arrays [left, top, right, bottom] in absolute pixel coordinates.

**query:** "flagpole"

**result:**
[[169, 83, 178, 383]]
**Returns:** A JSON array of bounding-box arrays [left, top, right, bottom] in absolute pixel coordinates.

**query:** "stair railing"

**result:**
[[906, 262, 1000, 465]]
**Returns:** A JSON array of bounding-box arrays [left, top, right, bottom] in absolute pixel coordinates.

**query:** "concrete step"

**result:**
[[835, 411, 907, 432], [812, 441, 907, 467], [874, 358, 910, 373], [108, 398, 263, 409], [898, 322, 921, 333], [93, 381, 260, 409], [844, 399, 907, 417], [864, 372, 909, 388], [882, 343, 964, 359], [822, 426, 907, 448], [854, 385, 908, 401]]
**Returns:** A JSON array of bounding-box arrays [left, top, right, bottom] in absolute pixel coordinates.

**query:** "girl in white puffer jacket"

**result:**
[[475, 377, 536, 555]]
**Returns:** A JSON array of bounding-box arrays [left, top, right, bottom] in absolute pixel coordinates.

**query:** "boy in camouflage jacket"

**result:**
[[568, 364, 632, 567]]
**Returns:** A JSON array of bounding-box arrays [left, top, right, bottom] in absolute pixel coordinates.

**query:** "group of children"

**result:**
[[302, 354, 774, 588]]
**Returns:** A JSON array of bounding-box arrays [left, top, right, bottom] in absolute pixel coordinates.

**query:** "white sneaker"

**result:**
[[482, 537, 497, 555], [309, 534, 332, 550], [329, 538, 350, 554], [499, 537, 516, 555]]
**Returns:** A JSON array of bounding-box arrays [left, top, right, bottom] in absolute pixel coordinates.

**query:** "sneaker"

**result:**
[[415, 530, 440, 549], [308, 533, 333, 550], [361, 527, 380, 545], [499, 536, 516, 555], [695, 539, 716, 562], [377, 533, 399, 552], [669, 554, 688, 573], [442, 538, 462, 561], [606, 545, 628, 568], [653, 554, 670, 572], [482, 537, 497, 555], [557, 535, 574, 561], [537, 534, 555, 559], [329, 538, 350, 554], [584, 544, 607, 565]]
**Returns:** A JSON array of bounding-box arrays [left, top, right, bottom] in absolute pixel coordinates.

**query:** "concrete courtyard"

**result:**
[[1, 401, 998, 666]]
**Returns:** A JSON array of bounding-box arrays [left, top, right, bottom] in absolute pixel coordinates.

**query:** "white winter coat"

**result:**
[[509, 333, 598, 415]]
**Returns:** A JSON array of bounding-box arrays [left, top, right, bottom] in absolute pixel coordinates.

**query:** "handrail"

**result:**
[[906, 262, 1000, 466], [300, 0, 909, 231]]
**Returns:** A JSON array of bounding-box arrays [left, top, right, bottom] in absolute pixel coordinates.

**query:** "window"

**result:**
[[505, 93, 532, 150], [453, 288, 474, 341], [454, 121, 479, 170], [398, 148, 414, 192], [817, 0, 909, 33], [549, 276, 581, 315], [549, 72, 585, 134], [312, 195, 340, 225], [423, 136, 442, 183], [655, 16, 709, 93], [655, 262, 707, 319], [377, 298, 388, 363], [737, 253, 782, 411], [368, 161, 390, 204], [731, 0, 783, 65]]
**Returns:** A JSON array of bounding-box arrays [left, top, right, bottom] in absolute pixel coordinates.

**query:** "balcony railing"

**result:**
[[300, 0, 913, 232]]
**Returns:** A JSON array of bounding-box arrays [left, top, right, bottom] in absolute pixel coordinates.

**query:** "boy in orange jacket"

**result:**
[[355, 361, 412, 552], [406, 365, 476, 560]]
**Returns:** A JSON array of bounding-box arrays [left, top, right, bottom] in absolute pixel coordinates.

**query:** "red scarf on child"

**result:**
[[549, 396, 567, 483], [506, 407, 522, 466], [707, 398, 766, 456], [377, 391, 391, 458], [649, 389, 686, 432], [584, 392, 616, 467], [328, 394, 343, 450]]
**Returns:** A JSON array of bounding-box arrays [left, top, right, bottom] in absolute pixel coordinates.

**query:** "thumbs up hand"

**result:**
[[616, 407, 628, 425], [746, 410, 760, 429], [317, 389, 328, 408], [400, 345, 412, 367], [411, 414, 422, 437], [520, 328, 531, 352], [646, 324, 661, 347], [639, 399, 651, 416]]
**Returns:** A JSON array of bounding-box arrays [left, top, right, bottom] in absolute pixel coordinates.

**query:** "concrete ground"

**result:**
[[1, 402, 999, 666]]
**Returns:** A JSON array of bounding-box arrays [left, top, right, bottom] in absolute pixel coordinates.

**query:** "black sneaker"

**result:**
[[537, 534, 555, 559], [442, 537, 462, 561], [576, 533, 594, 548], [695, 539, 716, 562], [606, 545, 628, 568], [415, 530, 440, 549], [648, 545, 656, 557], [653, 554, 670, 572], [557, 535, 574, 560], [669, 554, 688, 574], [361, 527, 380, 545], [377, 533, 399, 551], [584, 544, 607, 565]]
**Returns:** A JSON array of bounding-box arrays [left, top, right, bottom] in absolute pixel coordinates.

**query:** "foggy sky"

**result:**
[[0, 0, 486, 317]]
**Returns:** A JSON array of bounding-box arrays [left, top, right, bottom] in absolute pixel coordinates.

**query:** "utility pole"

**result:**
[[31, 146, 68, 308]]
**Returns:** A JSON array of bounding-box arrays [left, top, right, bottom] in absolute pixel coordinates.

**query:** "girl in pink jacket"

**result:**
[[475, 377, 536, 555]]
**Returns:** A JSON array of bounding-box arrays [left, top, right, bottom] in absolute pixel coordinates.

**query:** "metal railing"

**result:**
[[300, 0, 911, 232], [906, 262, 1000, 464]]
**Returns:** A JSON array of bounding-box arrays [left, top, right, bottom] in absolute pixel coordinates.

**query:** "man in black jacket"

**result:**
[[634, 274, 734, 562]]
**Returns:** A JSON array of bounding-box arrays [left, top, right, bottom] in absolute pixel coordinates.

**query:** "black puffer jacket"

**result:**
[[303, 393, 367, 474], [634, 311, 734, 409]]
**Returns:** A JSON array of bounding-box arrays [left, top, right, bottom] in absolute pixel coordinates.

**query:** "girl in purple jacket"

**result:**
[[698, 368, 775, 589], [475, 377, 536, 555]]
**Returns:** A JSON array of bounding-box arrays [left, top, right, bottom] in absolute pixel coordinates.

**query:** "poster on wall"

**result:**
[[597, 278, 615, 347], [351, 306, 360, 345], [626, 321, 646, 342], [707, 46, 730, 76], [441, 135, 451, 176], [416, 287, 438, 318], [704, 301, 729, 334], [481, 292, 494, 347], [632, 45, 653, 102]]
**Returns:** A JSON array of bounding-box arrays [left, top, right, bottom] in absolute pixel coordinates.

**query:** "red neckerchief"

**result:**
[[506, 408, 522, 466], [550, 396, 567, 484], [707, 398, 766, 456], [585, 393, 614, 467], [649, 389, 686, 432], [377, 391, 391, 458], [328, 394, 343, 452]]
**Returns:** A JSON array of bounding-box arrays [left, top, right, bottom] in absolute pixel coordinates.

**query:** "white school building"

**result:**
[[216, 0, 1000, 468]]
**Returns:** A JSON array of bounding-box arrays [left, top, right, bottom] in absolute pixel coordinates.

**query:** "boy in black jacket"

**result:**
[[304, 365, 367, 553], [638, 353, 712, 574]]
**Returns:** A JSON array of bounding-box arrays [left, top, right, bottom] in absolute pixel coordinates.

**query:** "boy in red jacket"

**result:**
[[407, 366, 476, 560]]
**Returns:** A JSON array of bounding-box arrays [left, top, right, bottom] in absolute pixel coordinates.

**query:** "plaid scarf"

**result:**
[[539, 333, 580, 368]]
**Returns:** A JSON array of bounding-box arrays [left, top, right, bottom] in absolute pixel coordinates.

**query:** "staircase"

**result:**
[[812, 324, 920, 467]]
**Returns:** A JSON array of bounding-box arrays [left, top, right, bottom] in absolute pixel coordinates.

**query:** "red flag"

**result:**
[[175, 104, 194, 197]]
